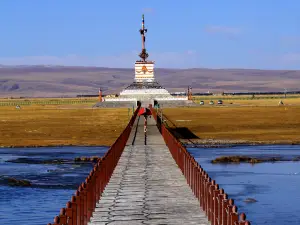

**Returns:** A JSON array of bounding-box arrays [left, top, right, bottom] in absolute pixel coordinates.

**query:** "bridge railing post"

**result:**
[[222, 197, 230, 225], [91, 168, 97, 210], [77, 186, 84, 224], [74, 190, 81, 224], [204, 175, 210, 213], [52, 216, 60, 225], [82, 183, 88, 225], [192, 163, 197, 196], [71, 196, 77, 225], [59, 208, 67, 224], [238, 213, 251, 225], [230, 205, 239, 224], [196, 166, 201, 200], [215, 189, 225, 225], [65, 202, 73, 225], [226, 199, 234, 225], [86, 176, 93, 221], [210, 182, 218, 222], [211, 185, 221, 224]]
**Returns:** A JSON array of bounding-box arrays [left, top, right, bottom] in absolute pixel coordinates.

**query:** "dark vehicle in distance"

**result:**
[[217, 100, 223, 105]]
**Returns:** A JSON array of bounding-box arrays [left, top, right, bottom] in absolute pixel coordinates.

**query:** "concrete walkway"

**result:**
[[89, 116, 210, 225]]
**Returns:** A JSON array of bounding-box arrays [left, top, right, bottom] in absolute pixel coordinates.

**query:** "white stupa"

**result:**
[[105, 15, 187, 104]]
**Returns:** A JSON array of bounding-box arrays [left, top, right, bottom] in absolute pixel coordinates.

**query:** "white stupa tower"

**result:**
[[103, 14, 188, 104]]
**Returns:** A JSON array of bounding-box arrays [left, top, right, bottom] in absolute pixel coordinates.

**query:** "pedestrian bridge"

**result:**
[[48, 105, 251, 225]]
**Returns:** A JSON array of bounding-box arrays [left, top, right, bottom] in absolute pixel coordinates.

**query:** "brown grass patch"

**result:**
[[163, 106, 300, 144], [0, 104, 130, 147]]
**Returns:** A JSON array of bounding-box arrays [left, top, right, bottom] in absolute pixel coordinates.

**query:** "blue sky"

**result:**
[[0, 0, 299, 69]]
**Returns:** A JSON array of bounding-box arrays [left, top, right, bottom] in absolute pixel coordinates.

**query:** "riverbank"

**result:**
[[182, 139, 300, 148], [211, 155, 300, 164], [0, 144, 110, 148], [0, 105, 130, 147]]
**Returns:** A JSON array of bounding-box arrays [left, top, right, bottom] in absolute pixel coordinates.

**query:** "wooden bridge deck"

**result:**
[[89, 116, 209, 225]]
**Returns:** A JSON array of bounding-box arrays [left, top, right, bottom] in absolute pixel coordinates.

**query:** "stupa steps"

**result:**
[[93, 100, 197, 108], [93, 101, 135, 108], [157, 100, 197, 107]]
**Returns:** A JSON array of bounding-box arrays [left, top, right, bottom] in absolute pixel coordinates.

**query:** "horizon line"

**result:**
[[0, 64, 298, 71]]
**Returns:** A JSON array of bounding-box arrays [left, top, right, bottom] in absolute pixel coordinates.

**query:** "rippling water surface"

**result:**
[[0, 146, 108, 225], [188, 145, 300, 225], [1, 145, 300, 225]]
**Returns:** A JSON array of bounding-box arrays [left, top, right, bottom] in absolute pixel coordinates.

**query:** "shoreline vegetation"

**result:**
[[183, 140, 300, 148], [6, 156, 102, 164], [211, 155, 300, 164]]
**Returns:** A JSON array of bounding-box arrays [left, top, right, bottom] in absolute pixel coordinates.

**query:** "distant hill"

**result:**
[[0, 65, 299, 97]]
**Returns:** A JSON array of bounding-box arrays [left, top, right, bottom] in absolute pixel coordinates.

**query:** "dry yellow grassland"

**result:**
[[0, 104, 130, 147], [163, 105, 300, 145]]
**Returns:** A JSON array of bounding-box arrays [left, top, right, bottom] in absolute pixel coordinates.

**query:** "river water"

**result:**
[[1, 145, 300, 225], [0, 146, 108, 225], [188, 145, 300, 225]]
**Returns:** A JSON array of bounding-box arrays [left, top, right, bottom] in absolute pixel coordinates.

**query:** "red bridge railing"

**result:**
[[47, 107, 140, 225], [150, 105, 251, 225]]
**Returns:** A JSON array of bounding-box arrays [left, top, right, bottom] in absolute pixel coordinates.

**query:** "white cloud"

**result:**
[[205, 25, 241, 35], [0, 51, 200, 69]]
